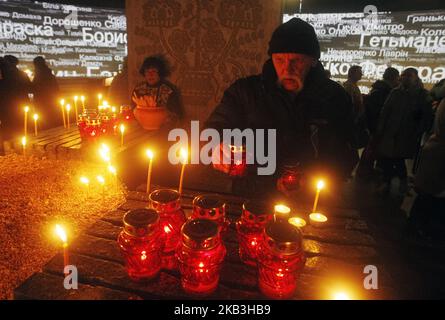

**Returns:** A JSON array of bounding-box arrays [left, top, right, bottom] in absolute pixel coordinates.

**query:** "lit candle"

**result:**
[[80, 176, 90, 198], [312, 180, 325, 213], [97, 175, 105, 199], [98, 93, 103, 109], [119, 124, 125, 147], [73, 96, 79, 120], [111, 106, 116, 114], [23, 106, 29, 136], [288, 217, 307, 230], [55, 224, 69, 275], [80, 96, 85, 112], [309, 212, 328, 228], [108, 165, 118, 191], [21, 136, 27, 157], [66, 104, 71, 129], [332, 291, 351, 300], [178, 148, 188, 195], [60, 99, 66, 128], [146, 149, 154, 194], [33, 114, 39, 136], [274, 204, 291, 222], [99, 143, 111, 164]]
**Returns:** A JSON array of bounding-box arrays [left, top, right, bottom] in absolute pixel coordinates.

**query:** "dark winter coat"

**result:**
[[375, 86, 433, 159], [205, 59, 357, 196]]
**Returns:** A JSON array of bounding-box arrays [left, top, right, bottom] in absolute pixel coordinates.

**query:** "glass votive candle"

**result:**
[[257, 221, 306, 299], [228, 144, 247, 177], [192, 195, 229, 234], [177, 219, 226, 296], [150, 189, 186, 270], [281, 164, 304, 191], [288, 217, 307, 231], [309, 213, 328, 228], [117, 209, 163, 281], [236, 200, 274, 267]]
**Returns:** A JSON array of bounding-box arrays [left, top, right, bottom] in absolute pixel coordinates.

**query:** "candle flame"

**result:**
[[288, 217, 307, 228], [198, 262, 204, 268], [164, 225, 171, 233], [146, 149, 154, 160], [274, 204, 291, 214], [108, 165, 117, 175], [120, 124, 125, 134], [111, 106, 116, 113], [24, 106, 30, 113], [66, 104, 71, 111], [33, 114, 39, 121], [55, 224, 67, 244], [317, 180, 325, 191], [81, 96, 85, 102], [98, 93, 103, 99], [103, 101, 109, 107], [180, 148, 188, 164], [333, 292, 350, 300], [21, 136, 27, 146], [74, 96, 78, 101], [60, 99, 65, 106], [99, 144, 111, 162], [80, 176, 89, 185], [97, 175, 105, 185], [309, 213, 328, 223]]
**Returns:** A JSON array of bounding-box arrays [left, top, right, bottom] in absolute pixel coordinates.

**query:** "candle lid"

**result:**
[[264, 221, 303, 255], [181, 219, 220, 250], [193, 195, 226, 219], [123, 208, 159, 237], [149, 189, 181, 212]]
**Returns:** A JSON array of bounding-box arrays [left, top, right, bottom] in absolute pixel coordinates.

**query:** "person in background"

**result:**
[[343, 66, 364, 120], [407, 97, 445, 240], [108, 57, 130, 107], [205, 18, 357, 199], [32, 56, 60, 129], [356, 67, 400, 180], [374, 68, 433, 195], [116, 55, 184, 190], [131, 55, 184, 126], [1, 55, 32, 139]]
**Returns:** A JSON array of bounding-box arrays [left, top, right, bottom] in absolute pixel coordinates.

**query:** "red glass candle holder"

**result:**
[[236, 200, 274, 267], [192, 195, 229, 234], [228, 145, 247, 177], [281, 164, 304, 192], [117, 209, 163, 281], [149, 189, 186, 270], [120, 105, 134, 121], [177, 219, 226, 295], [257, 221, 306, 299]]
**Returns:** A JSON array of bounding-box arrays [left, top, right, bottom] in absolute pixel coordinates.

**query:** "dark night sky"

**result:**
[[42, 0, 445, 12]]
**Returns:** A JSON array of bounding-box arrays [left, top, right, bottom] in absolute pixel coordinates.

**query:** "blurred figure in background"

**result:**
[[356, 67, 400, 180], [374, 68, 433, 195], [407, 97, 445, 240], [32, 56, 59, 129], [343, 66, 365, 120], [1, 55, 32, 139], [108, 57, 130, 107]]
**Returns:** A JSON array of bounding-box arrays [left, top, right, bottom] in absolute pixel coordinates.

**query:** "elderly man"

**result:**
[[205, 18, 357, 198]]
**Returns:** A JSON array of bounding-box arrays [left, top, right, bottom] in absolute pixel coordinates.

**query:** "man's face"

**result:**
[[272, 53, 315, 92], [352, 68, 363, 82], [400, 70, 416, 88], [144, 67, 160, 86]]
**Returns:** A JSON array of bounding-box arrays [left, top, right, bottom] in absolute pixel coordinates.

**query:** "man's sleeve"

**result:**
[[204, 81, 246, 133]]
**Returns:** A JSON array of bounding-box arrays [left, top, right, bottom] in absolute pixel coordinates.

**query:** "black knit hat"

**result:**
[[268, 18, 320, 59]]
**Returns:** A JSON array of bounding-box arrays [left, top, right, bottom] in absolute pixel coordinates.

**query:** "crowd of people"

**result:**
[[1, 18, 444, 241], [0, 56, 59, 141]]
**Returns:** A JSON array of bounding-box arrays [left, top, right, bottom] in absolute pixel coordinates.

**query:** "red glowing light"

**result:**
[[164, 225, 171, 233]]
